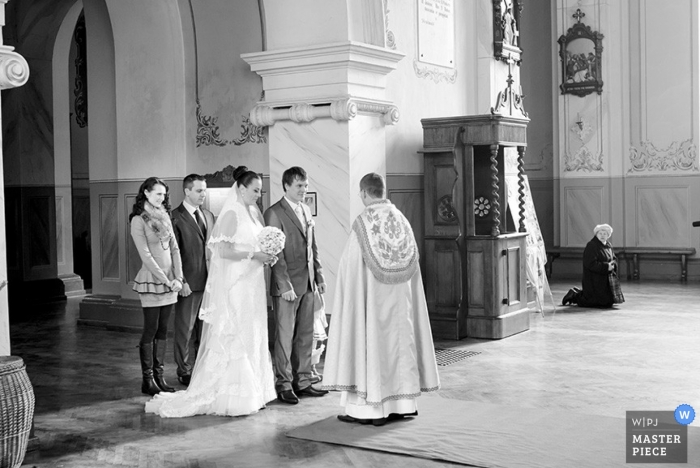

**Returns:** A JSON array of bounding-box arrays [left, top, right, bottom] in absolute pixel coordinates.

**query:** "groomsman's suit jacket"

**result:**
[[265, 198, 325, 296], [171, 203, 215, 291]]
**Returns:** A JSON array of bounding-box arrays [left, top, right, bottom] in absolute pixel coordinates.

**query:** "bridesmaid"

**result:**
[[129, 177, 184, 395]]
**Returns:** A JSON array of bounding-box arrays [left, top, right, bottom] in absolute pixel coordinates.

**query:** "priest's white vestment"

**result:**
[[322, 200, 440, 418]]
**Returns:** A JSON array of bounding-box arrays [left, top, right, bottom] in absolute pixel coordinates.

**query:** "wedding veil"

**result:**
[[198, 183, 263, 325]]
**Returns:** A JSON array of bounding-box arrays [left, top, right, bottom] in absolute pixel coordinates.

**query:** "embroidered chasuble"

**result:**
[[322, 200, 440, 410]]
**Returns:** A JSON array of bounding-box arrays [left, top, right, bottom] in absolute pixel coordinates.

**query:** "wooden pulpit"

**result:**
[[421, 114, 530, 340]]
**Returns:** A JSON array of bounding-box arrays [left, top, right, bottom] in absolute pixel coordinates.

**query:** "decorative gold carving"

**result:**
[[628, 139, 699, 173], [412, 59, 457, 84], [0, 46, 30, 90], [564, 146, 603, 172], [196, 100, 266, 147]]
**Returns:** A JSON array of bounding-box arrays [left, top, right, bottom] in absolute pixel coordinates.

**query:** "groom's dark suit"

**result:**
[[171, 202, 215, 380], [264, 197, 325, 394]]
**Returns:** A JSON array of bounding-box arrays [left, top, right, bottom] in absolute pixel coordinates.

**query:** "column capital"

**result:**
[[0, 45, 29, 90], [242, 41, 404, 103], [249, 98, 400, 127]]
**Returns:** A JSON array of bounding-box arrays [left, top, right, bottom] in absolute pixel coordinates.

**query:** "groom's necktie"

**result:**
[[194, 209, 207, 238], [295, 204, 306, 226]]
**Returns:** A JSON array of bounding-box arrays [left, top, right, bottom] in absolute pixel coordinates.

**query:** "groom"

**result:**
[[264, 166, 328, 404]]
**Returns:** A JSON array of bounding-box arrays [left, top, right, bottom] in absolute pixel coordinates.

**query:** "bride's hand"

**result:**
[[252, 252, 276, 264]]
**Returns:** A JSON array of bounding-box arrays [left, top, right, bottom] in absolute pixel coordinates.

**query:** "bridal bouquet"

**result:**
[[257, 227, 286, 266]]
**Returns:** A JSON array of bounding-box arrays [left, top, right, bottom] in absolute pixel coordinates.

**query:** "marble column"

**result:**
[[243, 42, 403, 308], [0, 0, 30, 355]]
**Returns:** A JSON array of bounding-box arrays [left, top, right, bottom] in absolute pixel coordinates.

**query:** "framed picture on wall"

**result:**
[[557, 9, 604, 97], [304, 192, 317, 217]]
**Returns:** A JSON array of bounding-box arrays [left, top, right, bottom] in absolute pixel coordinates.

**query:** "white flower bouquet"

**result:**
[[257, 227, 286, 266]]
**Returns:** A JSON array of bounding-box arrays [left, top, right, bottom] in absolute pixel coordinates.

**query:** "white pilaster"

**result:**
[[242, 41, 403, 309], [0, 0, 30, 356]]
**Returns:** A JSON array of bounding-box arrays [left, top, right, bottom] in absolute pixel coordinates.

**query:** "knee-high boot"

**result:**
[[140, 342, 161, 396], [153, 339, 175, 392]]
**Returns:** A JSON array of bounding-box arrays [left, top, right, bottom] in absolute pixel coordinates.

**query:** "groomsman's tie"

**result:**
[[194, 208, 207, 238]]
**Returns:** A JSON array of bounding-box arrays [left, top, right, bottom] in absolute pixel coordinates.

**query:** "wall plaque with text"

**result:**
[[418, 0, 454, 68]]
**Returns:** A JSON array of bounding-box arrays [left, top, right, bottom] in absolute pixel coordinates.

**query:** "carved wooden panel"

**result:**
[[467, 251, 484, 307], [99, 195, 119, 280], [424, 239, 461, 315], [29, 196, 52, 268], [505, 245, 521, 305], [125, 195, 141, 283]]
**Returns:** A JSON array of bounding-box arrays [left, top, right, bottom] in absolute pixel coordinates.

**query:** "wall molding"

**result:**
[[413, 59, 457, 84], [628, 139, 699, 174], [249, 99, 400, 127], [564, 146, 603, 172]]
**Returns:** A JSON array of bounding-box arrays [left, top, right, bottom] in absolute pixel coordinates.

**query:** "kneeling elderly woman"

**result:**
[[562, 224, 624, 308]]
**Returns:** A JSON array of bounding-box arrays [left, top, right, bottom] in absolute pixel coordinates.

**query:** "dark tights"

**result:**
[[140, 304, 174, 344]]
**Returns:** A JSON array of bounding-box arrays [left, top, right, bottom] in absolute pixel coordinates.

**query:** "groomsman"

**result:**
[[264, 166, 328, 404], [171, 174, 215, 385]]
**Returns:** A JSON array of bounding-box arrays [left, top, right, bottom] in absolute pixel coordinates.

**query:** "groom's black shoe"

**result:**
[[297, 386, 328, 397], [178, 375, 191, 386], [277, 390, 299, 405]]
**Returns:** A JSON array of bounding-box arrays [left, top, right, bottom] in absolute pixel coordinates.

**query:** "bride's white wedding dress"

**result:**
[[145, 189, 276, 417]]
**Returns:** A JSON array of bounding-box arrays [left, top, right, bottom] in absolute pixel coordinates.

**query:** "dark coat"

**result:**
[[578, 236, 616, 307], [171, 203, 215, 292], [264, 198, 325, 296]]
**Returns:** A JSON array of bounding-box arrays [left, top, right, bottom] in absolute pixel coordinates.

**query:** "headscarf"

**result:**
[[593, 224, 613, 236]]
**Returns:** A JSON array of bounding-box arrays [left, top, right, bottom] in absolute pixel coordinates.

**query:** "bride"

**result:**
[[145, 170, 278, 417]]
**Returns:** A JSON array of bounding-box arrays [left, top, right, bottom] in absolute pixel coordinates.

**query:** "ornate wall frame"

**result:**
[[493, 0, 523, 62], [557, 9, 604, 97]]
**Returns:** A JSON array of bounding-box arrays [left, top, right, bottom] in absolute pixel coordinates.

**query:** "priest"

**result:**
[[321, 173, 440, 426]]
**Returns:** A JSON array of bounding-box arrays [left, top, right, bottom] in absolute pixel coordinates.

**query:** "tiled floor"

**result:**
[[10, 279, 700, 467]]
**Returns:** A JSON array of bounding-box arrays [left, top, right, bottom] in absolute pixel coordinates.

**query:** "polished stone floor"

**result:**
[[10, 280, 700, 467]]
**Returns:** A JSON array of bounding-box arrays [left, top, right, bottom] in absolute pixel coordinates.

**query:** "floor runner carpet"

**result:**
[[287, 396, 700, 467]]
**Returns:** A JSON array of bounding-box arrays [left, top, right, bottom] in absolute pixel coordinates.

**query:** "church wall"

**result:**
[[2, 0, 78, 305], [380, 0, 476, 262], [553, 0, 700, 280], [188, 0, 267, 176]]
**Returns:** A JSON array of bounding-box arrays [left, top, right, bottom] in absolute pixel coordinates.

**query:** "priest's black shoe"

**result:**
[[296, 386, 328, 397], [337, 414, 371, 424], [277, 390, 299, 405]]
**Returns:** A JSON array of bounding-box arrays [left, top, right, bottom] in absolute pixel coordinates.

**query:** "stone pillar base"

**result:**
[[58, 273, 85, 297]]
